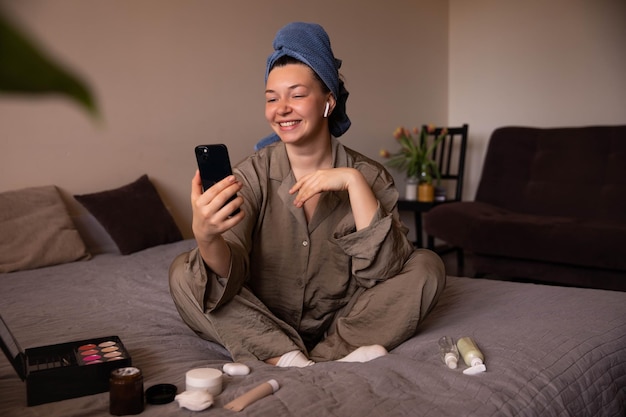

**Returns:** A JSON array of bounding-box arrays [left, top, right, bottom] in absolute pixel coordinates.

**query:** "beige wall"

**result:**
[[449, 0, 626, 199], [2, 0, 625, 240], [0, 0, 448, 237]]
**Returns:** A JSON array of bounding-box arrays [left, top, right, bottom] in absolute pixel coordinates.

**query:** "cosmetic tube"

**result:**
[[457, 337, 486, 375], [223, 379, 280, 412]]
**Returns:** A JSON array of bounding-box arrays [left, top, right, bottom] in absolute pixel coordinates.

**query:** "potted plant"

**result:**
[[380, 125, 446, 202]]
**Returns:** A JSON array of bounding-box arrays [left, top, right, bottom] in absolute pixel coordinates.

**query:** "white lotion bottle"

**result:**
[[457, 336, 486, 375], [438, 336, 459, 369]]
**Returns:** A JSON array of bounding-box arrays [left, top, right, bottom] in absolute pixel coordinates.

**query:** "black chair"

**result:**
[[397, 124, 468, 271], [428, 124, 468, 206]]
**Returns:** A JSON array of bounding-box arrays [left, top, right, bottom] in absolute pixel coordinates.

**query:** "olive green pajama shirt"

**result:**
[[169, 139, 445, 362]]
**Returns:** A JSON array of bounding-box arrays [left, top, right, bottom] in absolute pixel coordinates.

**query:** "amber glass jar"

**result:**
[[109, 367, 144, 415]]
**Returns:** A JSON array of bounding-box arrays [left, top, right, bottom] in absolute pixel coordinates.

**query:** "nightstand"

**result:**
[[397, 199, 440, 248]]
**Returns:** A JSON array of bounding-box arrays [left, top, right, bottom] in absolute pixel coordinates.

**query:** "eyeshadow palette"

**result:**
[[0, 315, 132, 406], [75, 340, 128, 366]]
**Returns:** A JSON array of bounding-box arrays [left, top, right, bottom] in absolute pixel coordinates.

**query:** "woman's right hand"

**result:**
[[191, 170, 244, 252]]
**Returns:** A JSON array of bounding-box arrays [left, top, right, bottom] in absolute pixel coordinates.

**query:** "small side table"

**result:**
[[397, 199, 436, 248], [398, 199, 456, 248], [398, 199, 465, 274]]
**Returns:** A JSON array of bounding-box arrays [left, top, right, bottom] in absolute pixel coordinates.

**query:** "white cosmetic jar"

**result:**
[[185, 368, 223, 396]]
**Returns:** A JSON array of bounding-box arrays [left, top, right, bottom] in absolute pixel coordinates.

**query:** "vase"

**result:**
[[404, 177, 418, 201], [417, 168, 435, 202], [418, 183, 435, 202]]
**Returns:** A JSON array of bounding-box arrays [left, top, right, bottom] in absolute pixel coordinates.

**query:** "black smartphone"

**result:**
[[194, 144, 240, 215]]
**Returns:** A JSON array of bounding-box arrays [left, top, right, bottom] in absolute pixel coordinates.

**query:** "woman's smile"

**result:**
[[279, 120, 301, 129]]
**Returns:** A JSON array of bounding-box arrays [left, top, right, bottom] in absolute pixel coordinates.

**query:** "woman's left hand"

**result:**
[[289, 168, 354, 207]]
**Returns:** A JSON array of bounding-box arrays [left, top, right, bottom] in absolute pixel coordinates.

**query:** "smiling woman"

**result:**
[[168, 21, 446, 370]]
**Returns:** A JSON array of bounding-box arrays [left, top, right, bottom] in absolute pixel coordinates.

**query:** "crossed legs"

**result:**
[[169, 248, 445, 365]]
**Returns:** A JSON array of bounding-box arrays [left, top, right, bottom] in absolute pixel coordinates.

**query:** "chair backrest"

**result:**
[[421, 124, 469, 201]]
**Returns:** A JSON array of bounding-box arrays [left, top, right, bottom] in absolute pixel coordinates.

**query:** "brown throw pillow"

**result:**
[[74, 175, 182, 255], [0, 185, 90, 273]]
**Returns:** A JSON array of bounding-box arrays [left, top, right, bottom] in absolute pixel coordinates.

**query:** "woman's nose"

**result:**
[[277, 100, 291, 115]]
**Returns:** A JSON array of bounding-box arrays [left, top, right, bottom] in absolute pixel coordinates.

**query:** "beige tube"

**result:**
[[223, 379, 280, 412], [457, 336, 487, 375]]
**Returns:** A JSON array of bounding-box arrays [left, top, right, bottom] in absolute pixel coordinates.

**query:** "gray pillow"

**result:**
[[0, 185, 91, 273]]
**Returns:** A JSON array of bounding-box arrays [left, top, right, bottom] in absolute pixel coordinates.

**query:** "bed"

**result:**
[[1, 181, 625, 417]]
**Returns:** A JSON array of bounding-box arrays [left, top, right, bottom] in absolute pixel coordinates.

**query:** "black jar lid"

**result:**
[[145, 383, 177, 405]]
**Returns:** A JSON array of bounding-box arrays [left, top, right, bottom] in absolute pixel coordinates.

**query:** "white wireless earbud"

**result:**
[[323, 102, 330, 118]]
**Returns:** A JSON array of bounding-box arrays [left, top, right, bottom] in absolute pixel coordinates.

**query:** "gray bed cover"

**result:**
[[1, 239, 624, 416]]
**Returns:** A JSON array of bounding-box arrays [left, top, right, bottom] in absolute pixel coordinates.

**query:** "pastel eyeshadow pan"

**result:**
[[76, 340, 127, 365], [101, 346, 119, 353]]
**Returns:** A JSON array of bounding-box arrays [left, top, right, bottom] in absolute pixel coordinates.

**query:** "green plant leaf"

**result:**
[[384, 126, 449, 181], [0, 10, 99, 119]]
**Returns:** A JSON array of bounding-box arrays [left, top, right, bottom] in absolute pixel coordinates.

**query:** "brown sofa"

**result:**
[[424, 125, 626, 291]]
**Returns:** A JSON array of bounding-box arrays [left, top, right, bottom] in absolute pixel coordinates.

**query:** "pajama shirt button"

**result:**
[[302, 240, 309, 246]]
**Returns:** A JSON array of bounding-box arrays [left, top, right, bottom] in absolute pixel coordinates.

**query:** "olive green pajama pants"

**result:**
[[169, 248, 445, 362]]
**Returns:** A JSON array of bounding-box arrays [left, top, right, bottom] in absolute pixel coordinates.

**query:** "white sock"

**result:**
[[275, 350, 315, 368], [336, 344, 388, 363]]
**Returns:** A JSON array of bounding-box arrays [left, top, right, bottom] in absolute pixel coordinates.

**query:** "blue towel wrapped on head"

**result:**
[[257, 22, 351, 150]]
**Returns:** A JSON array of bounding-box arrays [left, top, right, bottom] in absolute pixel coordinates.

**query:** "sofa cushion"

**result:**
[[470, 254, 626, 291], [424, 201, 626, 271], [476, 126, 626, 223]]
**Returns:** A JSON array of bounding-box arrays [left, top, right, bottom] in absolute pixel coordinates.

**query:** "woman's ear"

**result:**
[[324, 95, 337, 117]]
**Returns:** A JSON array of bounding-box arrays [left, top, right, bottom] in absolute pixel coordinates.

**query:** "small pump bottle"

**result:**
[[456, 336, 486, 375], [438, 336, 459, 369]]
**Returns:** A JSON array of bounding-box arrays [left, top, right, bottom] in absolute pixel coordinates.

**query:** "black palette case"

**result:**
[[0, 314, 131, 406]]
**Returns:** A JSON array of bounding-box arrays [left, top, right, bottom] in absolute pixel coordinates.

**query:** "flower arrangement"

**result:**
[[380, 125, 447, 183]]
